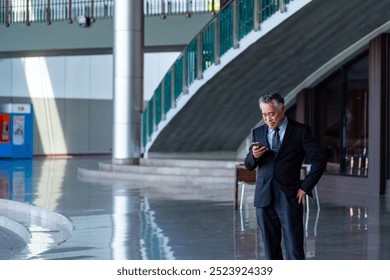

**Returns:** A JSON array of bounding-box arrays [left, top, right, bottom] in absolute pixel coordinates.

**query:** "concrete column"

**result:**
[[112, 0, 144, 164], [368, 34, 389, 195]]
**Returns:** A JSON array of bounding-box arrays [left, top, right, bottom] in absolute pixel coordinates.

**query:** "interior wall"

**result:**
[[0, 52, 179, 155]]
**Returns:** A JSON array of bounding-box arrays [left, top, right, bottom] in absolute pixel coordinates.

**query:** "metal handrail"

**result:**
[[0, 0, 217, 26], [142, 0, 293, 149]]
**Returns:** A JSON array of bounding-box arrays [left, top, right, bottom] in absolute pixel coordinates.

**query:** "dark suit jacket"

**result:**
[[244, 118, 326, 208]]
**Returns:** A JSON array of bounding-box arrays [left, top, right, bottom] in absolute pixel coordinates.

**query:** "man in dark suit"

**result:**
[[244, 92, 326, 260]]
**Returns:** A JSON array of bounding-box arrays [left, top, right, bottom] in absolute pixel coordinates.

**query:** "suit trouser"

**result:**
[[256, 185, 305, 260]]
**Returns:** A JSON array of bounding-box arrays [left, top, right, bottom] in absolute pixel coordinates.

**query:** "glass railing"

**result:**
[[0, 0, 216, 26], [142, 0, 293, 148], [145, 0, 222, 17]]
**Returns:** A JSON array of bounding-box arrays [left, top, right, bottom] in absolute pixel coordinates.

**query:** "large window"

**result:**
[[315, 52, 368, 177]]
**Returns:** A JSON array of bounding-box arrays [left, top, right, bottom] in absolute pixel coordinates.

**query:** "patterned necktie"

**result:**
[[272, 127, 281, 154]]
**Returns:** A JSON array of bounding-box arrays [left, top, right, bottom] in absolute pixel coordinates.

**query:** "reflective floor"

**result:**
[[0, 156, 390, 260]]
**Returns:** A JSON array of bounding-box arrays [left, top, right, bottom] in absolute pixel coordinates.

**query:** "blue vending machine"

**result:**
[[0, 103, 33, 159]]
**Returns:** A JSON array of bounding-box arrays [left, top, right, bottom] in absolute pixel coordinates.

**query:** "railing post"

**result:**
[[185, 0, 191, 17], [254, 0, 260, 31], [91, 0, 95, 22], [47, 0, 51, 24], [197, 33, 203, 80], [233, 0, 239, 49], [214, 17, 220, 65], [280, 0, 286, 13], [26, 0, 30, 26], [161, 0, 166, 19], [68, 0, 73, 23], [5, 0, 9, 27], [104, 1, 108, 18], [211, 0, 216, 15], [182, 48, 188, 94]]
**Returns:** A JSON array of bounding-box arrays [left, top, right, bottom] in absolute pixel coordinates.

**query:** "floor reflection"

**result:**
[[304, 189, 320, 259], [0, 160, 33, 203], [233, 205, 261, 260], [139, 197, 175, 260], [0, 157, 389, 260]]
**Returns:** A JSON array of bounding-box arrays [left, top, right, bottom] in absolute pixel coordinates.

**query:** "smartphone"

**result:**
[[251, 142, 263, 147]]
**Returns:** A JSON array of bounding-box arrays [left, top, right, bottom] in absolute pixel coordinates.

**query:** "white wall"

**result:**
[[144, 52, 180, 101], [0, 52, 180, 101]]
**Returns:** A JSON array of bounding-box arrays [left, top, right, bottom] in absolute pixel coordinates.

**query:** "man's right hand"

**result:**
[[252, 145, 268, 159]]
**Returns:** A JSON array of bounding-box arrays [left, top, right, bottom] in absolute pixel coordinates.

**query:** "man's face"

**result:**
[[260, 101, 286, 129]]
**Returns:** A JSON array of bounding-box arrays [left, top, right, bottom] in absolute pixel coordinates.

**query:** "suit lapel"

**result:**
[[261, 125, 270, 149], [253, 125, 270, 149], [277, 120, 293, 156]]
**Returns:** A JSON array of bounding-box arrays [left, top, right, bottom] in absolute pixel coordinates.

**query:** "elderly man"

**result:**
[[244, 92, 326, 260]]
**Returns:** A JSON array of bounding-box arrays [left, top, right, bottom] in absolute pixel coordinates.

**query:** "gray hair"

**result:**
[[258, 92, 285, 111]]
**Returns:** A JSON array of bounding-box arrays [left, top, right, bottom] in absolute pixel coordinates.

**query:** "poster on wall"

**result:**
[[13, 115, 25, 145]]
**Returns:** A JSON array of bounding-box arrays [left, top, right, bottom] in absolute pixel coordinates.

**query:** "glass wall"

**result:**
[[315, 52, 368, 177]]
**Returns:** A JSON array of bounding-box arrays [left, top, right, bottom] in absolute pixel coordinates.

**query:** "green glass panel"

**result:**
[[155, 84, 162, 126], [238, 0, 254, 40], [261, 0, 280, 21], [186, 38, 198, 87], [202, 21, 215, 71], [148, 97, 154, 137], [219, 4, 233, 56], [142, 109, 147, 147], [164, 70, 172, 114], [174, 55, 183, 100]]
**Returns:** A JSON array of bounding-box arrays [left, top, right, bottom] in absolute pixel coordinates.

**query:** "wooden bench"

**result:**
[[234, 163, 256, 210]]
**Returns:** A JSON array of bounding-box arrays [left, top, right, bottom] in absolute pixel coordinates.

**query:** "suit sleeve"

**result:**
[[244, 129, 259, 171], [300, 126, 327, 196]]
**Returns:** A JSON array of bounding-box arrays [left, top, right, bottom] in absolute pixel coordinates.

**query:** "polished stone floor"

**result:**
[[0, 156, 389, 260]]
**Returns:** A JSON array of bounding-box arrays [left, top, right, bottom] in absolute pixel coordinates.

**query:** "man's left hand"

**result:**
[[297, 189, 306, 204]]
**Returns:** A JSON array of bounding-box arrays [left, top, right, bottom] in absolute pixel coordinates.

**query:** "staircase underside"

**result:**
[[148, 0, 390, 159]]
